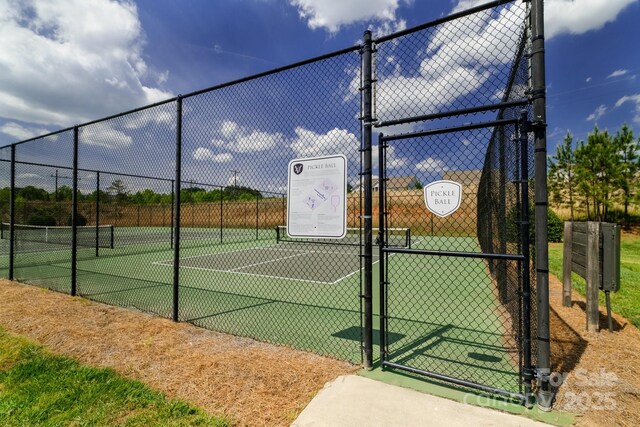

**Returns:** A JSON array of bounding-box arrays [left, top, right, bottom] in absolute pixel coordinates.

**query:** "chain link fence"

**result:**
[[374, 1, 537, 398], [0, 0, 549, 403]]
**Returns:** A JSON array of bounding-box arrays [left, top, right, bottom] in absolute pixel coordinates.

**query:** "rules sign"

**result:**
[[424, 180, 462, 217], [287, 154, 347, 238]]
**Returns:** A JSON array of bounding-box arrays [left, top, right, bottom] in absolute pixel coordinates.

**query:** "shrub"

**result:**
[[26, 213, 56, 226], [66, 213, 87, 226], [547, 209, 563, 243]]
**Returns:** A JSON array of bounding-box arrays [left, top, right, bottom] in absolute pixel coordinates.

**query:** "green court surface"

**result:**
[[0, 227, 521, 393]]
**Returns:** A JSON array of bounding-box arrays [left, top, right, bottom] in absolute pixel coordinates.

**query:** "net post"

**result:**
[[256, 193, 259, 240], [95, 170, 100, 257], [220, 188, 224, 243], [170, 180, 174, 249], [8, 144, 15, 280], [71, 126, 79, 296], [362, 29, 374, 370], [172, 97, 183, 322], [530, 0, 552, 411]]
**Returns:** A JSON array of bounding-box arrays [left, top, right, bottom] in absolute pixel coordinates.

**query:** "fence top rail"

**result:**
[[374, 0, 517, 43]]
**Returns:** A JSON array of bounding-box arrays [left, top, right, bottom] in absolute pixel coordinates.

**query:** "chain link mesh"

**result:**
[[0, 146, 10, 278], [0, 0, 540, 396], [374, 1, 533, 395]]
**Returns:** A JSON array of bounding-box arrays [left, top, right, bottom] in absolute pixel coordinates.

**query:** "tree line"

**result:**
[[0, 179, 266, 207], [548, 123, 639, 226]]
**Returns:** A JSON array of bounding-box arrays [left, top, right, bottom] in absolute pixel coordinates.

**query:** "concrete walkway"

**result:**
[[292, 375, 551, 427]]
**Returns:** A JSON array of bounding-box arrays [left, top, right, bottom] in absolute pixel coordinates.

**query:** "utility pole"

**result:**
[[50, 170, 75, 201]]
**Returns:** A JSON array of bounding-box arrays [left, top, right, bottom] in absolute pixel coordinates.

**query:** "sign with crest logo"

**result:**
[[287, 154, 347, 238], [424, 180, 462, 217]]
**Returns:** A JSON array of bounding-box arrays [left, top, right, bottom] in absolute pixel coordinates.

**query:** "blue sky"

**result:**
[[0, 0, 638, 191]]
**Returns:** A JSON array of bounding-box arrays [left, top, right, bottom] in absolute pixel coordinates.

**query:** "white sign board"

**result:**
[[424, 180, 462, 217], [287, 155, 347, 238]]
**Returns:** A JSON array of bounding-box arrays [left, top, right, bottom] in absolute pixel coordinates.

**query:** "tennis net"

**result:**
[[275, 225, 411, 248], [1, 223, 114, 249]]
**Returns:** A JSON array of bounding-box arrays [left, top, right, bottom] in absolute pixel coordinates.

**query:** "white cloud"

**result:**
[[372, 144, 407, 169], [376, 68, 491, 120], [220, 121, 238, 138], [193, 147, 233, 163], [289, 0, 404, 33], [79, 122, 133, 148], [416, 157, 448, 173], [545, 0, 636, 39], [290, 127, 359, 157], [372, 2, 525, 122], [607, 69, 629, 79], [0, 122, 52, 140], [586, 104, 607, 121], [615, 94, 640, 123], [17, 173, 42, 179], [586, 77, 592, 83], [212, 121, 286, 153], [0, 0, 173, 128]]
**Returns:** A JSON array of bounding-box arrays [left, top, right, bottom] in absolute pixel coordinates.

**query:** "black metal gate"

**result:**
[[377, 113, 534, 401]]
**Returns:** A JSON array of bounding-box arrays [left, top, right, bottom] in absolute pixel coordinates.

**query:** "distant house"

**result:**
[[377, 176, 420, 191], [441, 170, 481, 191], [353, 176, 419, 192], [351, 178, 378, 193]]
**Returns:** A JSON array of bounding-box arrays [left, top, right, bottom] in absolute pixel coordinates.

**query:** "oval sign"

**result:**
[[424, 180, 462, 217]]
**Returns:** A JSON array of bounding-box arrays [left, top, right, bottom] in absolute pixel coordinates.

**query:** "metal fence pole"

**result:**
[[519, 111, 533, 403], [8, 144, 15, 280], [530, 0, 552, 411], [378, 134, 386, 363], [362, 29, 374, 369], [71, 126, 79, 296], [95, 171, 100, 257], [172, 97, 183, 322]]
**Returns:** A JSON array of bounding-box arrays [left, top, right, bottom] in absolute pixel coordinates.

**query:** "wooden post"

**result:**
[[586, 221, 600, 332], [562, 221, 573, 307]]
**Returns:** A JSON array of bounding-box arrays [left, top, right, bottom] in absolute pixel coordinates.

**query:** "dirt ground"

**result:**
[[549, 274, 640, 426], [0, 279, 356, 426], [1, 275, 639, 426]]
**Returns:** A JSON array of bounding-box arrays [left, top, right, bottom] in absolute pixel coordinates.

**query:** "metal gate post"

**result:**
[[530, 0, 553, 411], [519, 111, 533, 404], [378, 134, 387, 363], [362, 30, 374, 369]]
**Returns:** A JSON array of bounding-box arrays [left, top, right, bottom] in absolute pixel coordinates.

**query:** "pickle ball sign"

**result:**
[[287, 155, 347, 238], [424, 180, 462, 217]]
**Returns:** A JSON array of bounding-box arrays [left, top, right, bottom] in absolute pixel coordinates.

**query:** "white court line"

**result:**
[[228, 251, 310, 271], [150, 238, 414, 286], [152, 248, 364, 285]]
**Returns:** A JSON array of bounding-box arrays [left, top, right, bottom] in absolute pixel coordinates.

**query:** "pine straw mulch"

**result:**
[[549, 274, 640, 426], [3, 274, 640, 426], [0, 279, 356, 426]]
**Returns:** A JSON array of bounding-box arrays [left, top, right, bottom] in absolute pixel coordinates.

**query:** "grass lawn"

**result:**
[[0, 327, 228, 427], [548, 232, 640, 328]]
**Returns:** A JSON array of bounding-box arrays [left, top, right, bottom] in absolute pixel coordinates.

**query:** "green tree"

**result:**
[[574, 126, 621, 221], [18, 185, 49, 201], [548, 132, 576, 220], [613, 124, 640, 228], [106, 179, 130, 203]]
